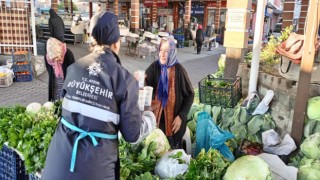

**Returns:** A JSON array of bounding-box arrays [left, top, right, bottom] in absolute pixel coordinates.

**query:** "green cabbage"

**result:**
[[307, 96, 320, 121], [187, 120, 197, 133], [301, 133, 320, 159], [223, 155, 273, 180], [304, 120, 320, 138], [298, 158, 320, 180], [144, 128, 170, 157]]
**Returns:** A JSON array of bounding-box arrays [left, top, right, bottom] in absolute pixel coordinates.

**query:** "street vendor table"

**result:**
[[125, 33, 140, 56], [136, 43, 157, 61], [203, 36, 217, 49]]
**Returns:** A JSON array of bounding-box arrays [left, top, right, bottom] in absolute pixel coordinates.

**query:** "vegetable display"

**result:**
[[0, 102, 60, 173], [187, 103, 276, 145], [0, 97, 282, 179]]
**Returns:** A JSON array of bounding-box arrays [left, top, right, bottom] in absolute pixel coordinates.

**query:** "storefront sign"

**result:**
[[191, 2, 204, 9], [191, 8, 204, 15], [207, 2, 217, 8], [158, 9, 172, 15], [144, 0, 168, 7]]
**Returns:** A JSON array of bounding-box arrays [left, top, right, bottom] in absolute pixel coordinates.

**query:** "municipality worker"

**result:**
[[42, 12, 154, 180]]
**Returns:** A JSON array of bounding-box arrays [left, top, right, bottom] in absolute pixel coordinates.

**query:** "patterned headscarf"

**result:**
[[157, 37, 179, 107], [46, 37, 67, 79]]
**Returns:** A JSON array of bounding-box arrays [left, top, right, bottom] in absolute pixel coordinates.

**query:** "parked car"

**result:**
[[272, 23, 282, 38]]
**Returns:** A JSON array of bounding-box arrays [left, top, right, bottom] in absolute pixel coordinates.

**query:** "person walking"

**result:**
[[45, 37, 75, 101], [42, 12, 154, 180], [142, 37, 194, 149], [48, 9, 65, 42], [206, 24, 215, 51], [196, 24, 204, 54]]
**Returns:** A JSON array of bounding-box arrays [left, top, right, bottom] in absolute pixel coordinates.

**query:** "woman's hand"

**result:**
[[172, 115, 182, 134], [133, 71, 146, 82]]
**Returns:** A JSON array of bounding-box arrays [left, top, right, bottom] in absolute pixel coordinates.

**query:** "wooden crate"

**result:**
[[0, 73, 13, 87]]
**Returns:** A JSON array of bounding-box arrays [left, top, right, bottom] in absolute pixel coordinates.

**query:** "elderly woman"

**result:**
[[45, 37, 75, 101], [144, 37, 194, 149], [42, 12, 154, 180]]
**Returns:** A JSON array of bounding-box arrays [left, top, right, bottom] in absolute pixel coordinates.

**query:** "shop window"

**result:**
[[219, 9, 226, 34]]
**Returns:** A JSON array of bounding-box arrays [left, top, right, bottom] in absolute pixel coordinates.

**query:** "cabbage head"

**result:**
[[307, 96, 320, 121], [144, 128, 170, 157], [223, 155, 273, 180], [298, 158, 320, 180], [301, 133, 320, 159]]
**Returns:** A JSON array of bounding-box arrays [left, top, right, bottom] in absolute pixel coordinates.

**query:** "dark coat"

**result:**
[[45, 47, 75, 101], [196, 29, 204, 43], [145, 62, 194, 145], [49, 9, 65, 42], [42, 49, 142, 180]]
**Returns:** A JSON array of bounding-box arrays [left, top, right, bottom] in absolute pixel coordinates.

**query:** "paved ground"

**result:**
[[0, 42, 225, 107]]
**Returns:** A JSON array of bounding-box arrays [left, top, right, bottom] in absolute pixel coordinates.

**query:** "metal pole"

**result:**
[[31, 0, 37, 55], [248, 0, 267, 93]]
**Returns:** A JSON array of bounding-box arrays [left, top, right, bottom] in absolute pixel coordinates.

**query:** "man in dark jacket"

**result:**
[[42, 12, 154, 180], [49, 9, 65, 42]]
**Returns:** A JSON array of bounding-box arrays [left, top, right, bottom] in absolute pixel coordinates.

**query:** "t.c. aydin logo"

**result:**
[[87, 62, 102, 76]]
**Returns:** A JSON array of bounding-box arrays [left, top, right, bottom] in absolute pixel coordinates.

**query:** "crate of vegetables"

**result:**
[[198, 75, 242, 108], [15, 71, 32, 82]]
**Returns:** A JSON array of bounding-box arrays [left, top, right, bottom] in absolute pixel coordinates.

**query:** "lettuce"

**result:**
[[301, 133, 320, 159], [307, 96, 320, 121], [298, 158, 320, 180], [224, 155, 273, 180], [144, 128, 170, 157]]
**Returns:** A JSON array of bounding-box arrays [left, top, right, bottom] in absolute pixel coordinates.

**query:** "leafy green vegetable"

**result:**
[[187, 104, 201, 121], [247, 115, 264, 135], [184, 149, 230, 180], [211, 106, 222, 124], [187, 120, 197, 133], [134, 172, 160, 180], [119, 129, 170, 180], [169, 151, 186, 164], [298, 158, 320, 180], [0, 104, 59, 173], [307, 96, 320, 121], [223, 155, 273, 180], [288, 151, 304, 168], [301, 133, 320, 159]]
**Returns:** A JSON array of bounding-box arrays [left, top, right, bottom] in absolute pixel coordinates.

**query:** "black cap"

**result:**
[[91, 12, 120, 45]]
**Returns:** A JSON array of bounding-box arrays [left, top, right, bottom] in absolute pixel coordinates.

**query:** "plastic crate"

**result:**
[[13, 64, 32, 73], [0, 74, 13, 88], [12, 54, 29, 63], [15, 73, 32, 82], [29, 173, 41, 180], [173, 34, 185, 41], [0, 145, 27, 180], [198, 75, 242, 108]]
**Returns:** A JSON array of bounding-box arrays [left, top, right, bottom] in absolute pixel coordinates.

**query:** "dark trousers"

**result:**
[[196, 41, 203, 54], [159, 112, 183, 149]]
